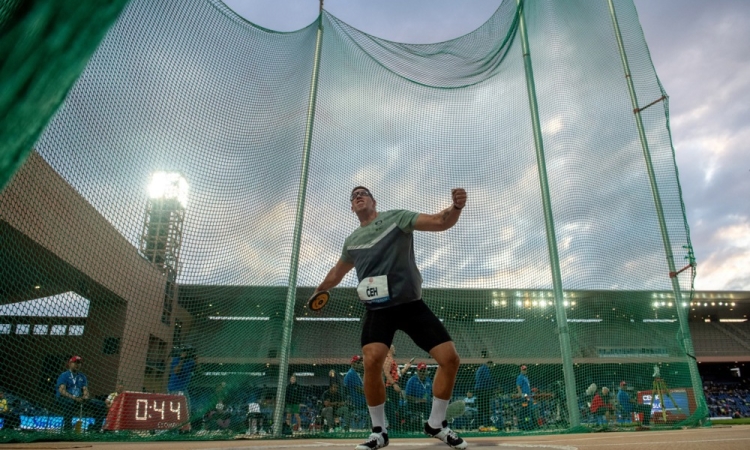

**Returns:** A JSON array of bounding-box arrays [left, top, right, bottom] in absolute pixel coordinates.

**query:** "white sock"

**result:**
[[428, 397, 450, 429], [368, 403, 386, 431]]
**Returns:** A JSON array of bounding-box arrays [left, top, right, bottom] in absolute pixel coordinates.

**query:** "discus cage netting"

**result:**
[[0, 0, 705, 442]]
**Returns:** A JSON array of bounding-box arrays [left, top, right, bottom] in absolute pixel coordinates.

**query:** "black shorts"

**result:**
[[361, 300, 452, 352]]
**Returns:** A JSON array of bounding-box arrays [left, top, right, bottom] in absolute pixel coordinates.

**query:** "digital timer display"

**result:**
[[104, 392, 189, 431]]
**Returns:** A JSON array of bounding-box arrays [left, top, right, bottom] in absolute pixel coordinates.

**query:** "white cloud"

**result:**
[[695, 220, 750, 290]]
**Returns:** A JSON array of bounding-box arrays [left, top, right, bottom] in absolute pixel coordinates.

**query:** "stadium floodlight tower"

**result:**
[[140, 171, 188, 325]]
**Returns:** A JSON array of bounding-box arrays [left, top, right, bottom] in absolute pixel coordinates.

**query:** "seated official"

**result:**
[[321, 383, 349, 432], [105, 383, 124, 409], [55, 356, 107, 432], [617, 381, 651, 427], [405, 363, 432, 420], [590, 387, 614, 424]]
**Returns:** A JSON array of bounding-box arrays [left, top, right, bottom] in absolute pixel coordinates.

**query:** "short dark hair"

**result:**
[[351, 186, 372, 197]]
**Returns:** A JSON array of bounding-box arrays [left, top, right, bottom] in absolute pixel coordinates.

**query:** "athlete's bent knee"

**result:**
[[442, 350, 460, 371], [432, 343, 460, 371]]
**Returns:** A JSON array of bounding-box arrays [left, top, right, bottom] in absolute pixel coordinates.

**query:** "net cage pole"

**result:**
[[271, 9, 326, 436], [516, 0, 580, 427], [607, 0, 707, 421]]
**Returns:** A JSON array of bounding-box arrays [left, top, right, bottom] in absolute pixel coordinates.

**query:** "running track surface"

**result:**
[[2, 426, 749, 450]]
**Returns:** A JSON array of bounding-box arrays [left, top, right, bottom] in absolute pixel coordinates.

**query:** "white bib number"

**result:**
[[357, 275, 390, 304]]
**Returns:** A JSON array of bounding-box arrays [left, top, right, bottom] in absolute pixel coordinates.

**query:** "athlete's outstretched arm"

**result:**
[[315, 259, 355, 292], [414, 188, 467, 232]]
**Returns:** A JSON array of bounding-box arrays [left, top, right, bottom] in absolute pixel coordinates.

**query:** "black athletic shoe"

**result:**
[[425, 420, 468, 449], [355, 426, 389, 449]]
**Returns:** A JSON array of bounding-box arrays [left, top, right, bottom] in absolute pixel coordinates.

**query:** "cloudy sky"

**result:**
[[222, 0, 750, 291]]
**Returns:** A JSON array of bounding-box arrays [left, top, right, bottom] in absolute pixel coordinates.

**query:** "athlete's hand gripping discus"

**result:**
[[307, 291, 330, 311]]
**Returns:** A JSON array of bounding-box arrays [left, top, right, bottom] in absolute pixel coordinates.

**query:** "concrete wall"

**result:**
[[0, 152, 173, 397]]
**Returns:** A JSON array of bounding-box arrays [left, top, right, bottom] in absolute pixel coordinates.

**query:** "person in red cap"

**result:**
[[617, 381, 651, 429], [311, 186, 468, 450], [55, 356, 107, 432], [404, 362, 433, 428]]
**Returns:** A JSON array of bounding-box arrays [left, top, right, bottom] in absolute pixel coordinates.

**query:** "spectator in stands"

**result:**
[[329, 368, 344, 389], [246, 399, 266, 436], [203, 382, 234, 431], [105, 382, 125, 409], [321, 383, 350, 432], [405, 362, 432, 422], [463, 391, 478, 424], [0, 389, 20, 430], [474, 360, 497, 428], [617, 381, 651, 428], [260, 393, 275, 423], [590, 386, 614, 425], [55, 356, 107, 432], [285, 375, 305, 432]]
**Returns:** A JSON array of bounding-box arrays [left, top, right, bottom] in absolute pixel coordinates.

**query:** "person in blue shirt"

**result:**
[[405, 362, 433, 421], [617, 381, 651, 428], [168, 346, 196, 429], [516, 365, 531, 397], [344, 356, 367, 410], [474, 360, 496, 427], [515, 365, 537, 430], [55, 356, 107, 432], [168, 346, 196, 395]]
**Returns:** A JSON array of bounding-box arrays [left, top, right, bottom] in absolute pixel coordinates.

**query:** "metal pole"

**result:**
[[606, 0, 706, 420], [272, 8, 325, 436], [516, 0, 580, 427]]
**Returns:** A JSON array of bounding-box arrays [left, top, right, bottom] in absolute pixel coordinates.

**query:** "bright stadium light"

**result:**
[[208, 316, 270, 321], [148, 171, 189, 208], [474, 318, 525, 323]]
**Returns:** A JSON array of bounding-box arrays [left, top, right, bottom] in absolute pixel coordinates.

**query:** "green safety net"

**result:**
[[0, 0, 706, 442]]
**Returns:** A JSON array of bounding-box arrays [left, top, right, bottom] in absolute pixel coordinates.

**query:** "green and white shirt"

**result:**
[[341, 210, 422, 310]]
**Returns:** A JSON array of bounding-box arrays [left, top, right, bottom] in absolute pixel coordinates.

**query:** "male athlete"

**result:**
[[312, 186, 468, 450]]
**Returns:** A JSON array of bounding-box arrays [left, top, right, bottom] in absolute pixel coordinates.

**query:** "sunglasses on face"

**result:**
[[350, 190, 372, 202]]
